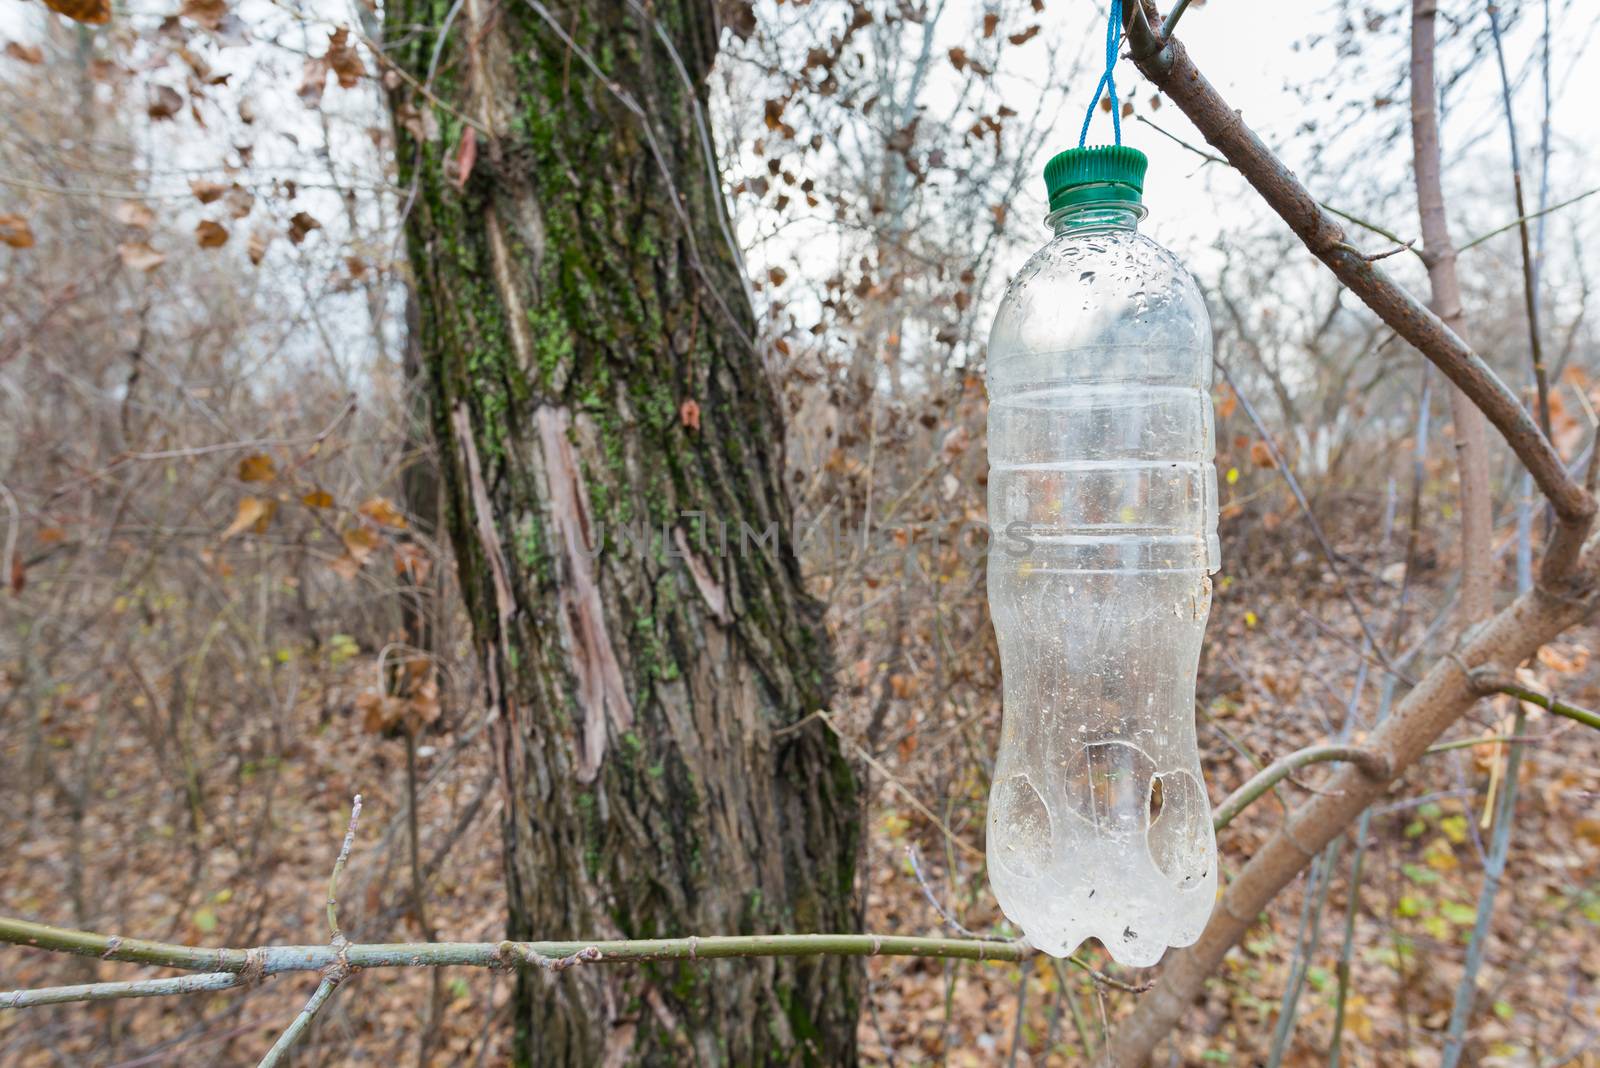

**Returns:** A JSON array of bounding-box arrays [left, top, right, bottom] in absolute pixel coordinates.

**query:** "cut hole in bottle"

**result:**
[[991, 774, 1053, 879], [1146, 770, 1210, 890], [1058, 741, 1155, 837]]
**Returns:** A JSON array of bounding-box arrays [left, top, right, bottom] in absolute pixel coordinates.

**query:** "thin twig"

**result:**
[[256, 967, 347, 1068], [326, 795, 363, 947], [1212, 745, 1390, 832], [1470, 671, 1600, 731], [0, 918, 1032, 975], [1459, 183, 1600, 252], [0, 972, 249, 1009]]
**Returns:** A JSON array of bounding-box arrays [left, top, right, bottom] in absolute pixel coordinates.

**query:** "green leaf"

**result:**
[[1403, 863, 1441, 886]]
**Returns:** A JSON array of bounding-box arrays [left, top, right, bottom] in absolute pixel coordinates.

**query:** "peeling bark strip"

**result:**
[[451, 403, 517, 646], [535, 405, 632, 782], [673, 526, 730, 624]]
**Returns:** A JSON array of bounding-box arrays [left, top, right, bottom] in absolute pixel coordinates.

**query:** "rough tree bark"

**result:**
[[1409, 0, 1496, 627], [386, 3, 860, 1064]]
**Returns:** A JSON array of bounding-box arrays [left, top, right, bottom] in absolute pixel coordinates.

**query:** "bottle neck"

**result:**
[[1048, 201, 1145, 235]]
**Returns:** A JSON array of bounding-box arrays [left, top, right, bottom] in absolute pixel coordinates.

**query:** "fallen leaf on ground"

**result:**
[[117, 242, 166, 271], [359, 497, 407, 528], [0, 214, 35, 249], [221, 496, 273, 540], [195, 220, 229, 248]]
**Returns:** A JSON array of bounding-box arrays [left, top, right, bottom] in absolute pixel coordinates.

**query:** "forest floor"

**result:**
[[2, 513, 1598, 1067]]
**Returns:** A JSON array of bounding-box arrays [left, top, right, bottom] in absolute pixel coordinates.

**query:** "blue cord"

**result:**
[[1077, 0, 1124, 147]]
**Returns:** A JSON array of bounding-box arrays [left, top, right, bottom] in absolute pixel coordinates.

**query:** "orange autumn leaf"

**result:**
[[0, 214, 35, 249], [195, 220, 229, 248], [358, 496, 407, 528], [236, 453, 276, 482], [221, 496, 274, 540], [41, 0, 111, 25]]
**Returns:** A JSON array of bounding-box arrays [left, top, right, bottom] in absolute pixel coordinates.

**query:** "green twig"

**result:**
[[1459, 184, 1600, 252], [1212, 745, 1390, 832], [0, 915, 1031, 983], [1160, 0, 1197, 38], [326, 795, 362, 946], [0, 972, 248, 1008], [1472, 672, 1600, 731], [257, 968, 347, 1068]]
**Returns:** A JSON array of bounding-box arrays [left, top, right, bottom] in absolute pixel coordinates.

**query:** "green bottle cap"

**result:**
[[1043, 145, 1148, 213]]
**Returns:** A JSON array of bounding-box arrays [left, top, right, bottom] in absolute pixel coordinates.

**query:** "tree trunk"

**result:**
[[386, 3, 861, 1064], [1410, 0, 1496, 627]]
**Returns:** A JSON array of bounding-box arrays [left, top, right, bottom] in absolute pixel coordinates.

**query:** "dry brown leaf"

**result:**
[[41, 0, 111, 25], [331, 525, 381, 579], [179, 0, 228, 30], [298, 55, 330, 107], [325, 28, 366, 88], [195, 219, 229, 248], [221, 496, 273, 540], [117, 241, 166, 271], [356, 690, 405, 734], [223, 185, 253, 219], [0, 214, 35, 249], [301, 489, 334, 509], [114, 201, 154, 229], [236, 453, 275, 482], [358, 496, 407, 528], [287, 211, 321, 245], [5, 41, 44, 64], [982, 12, 998, 37], [396, 100, 439, 143], [1537, 643, 1589, 674], [947, 47, 968, 71], [147, 84, 183, 121], [449, 126, 477, 191], [247, 227, 270, 265], [767, 266, 787, 286], [189, 179, 227, 204], [392, 541, 432, 583]]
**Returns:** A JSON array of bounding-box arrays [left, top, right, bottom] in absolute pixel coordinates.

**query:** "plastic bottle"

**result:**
[[984, 146, 1219, 967]]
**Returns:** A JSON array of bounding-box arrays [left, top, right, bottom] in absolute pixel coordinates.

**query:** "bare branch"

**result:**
[[0, 916, 1032, 978], [0, 972, 249, 1009], [326, 794, 362, 947], [256, 967, 347, 1068], [1470, 670, 1600, 732], [1120, 1, 1595, 569], [1211, 745, 1390, 833]]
